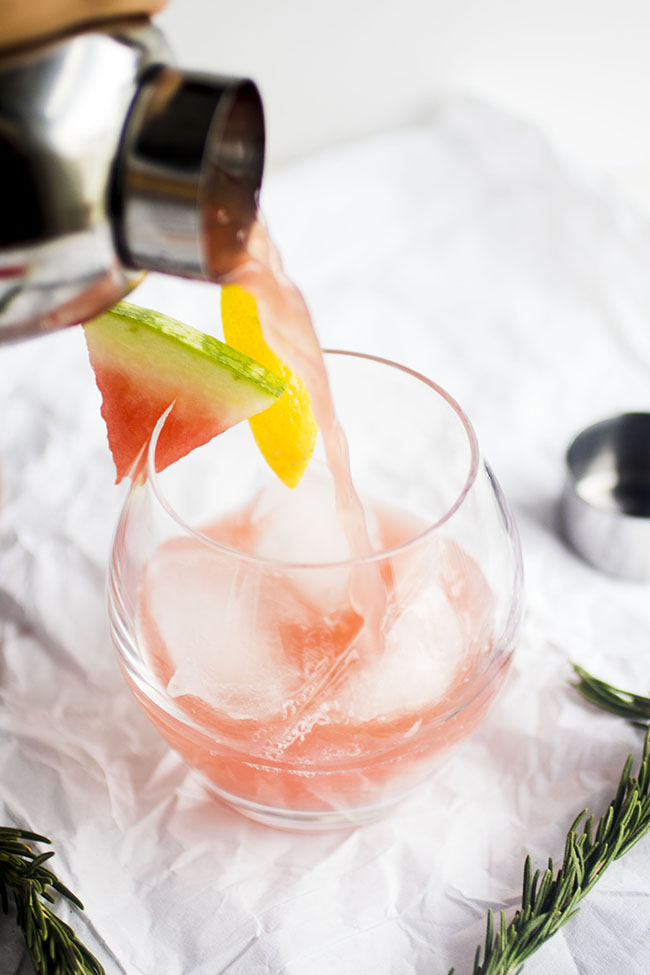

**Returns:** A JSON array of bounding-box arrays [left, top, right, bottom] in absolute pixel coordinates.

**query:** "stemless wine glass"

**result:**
[[109, 351, 523, 830]]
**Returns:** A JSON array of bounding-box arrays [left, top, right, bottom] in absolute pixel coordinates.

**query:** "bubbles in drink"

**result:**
[[138, 475, 492, 746]]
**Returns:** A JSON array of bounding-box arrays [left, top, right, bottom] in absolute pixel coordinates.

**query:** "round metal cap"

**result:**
[[561, 412, 650, 580], [113, 66, 264, 279]]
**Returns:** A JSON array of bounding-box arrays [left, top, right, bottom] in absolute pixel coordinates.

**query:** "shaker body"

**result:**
[[0, 21, 264, 343]]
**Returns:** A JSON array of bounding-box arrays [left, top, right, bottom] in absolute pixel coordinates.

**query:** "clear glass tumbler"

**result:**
[[109, 351, 523, 829]]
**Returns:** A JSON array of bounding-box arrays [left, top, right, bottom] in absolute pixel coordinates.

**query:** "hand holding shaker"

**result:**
[[0, 19, 265, 343]]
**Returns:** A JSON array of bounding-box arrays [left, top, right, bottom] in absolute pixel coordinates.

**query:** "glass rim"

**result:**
[[146, 349, 481, 570]]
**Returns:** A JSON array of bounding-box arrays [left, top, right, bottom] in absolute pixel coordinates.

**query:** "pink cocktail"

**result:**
[[109, 351, 522, 829]]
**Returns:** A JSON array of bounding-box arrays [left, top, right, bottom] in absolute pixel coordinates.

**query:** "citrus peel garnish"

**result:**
[[220, 284, 318, 489]]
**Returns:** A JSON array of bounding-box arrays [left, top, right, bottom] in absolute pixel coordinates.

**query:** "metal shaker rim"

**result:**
[[114, 66, 265, 280], [561, 412, 650, 580]]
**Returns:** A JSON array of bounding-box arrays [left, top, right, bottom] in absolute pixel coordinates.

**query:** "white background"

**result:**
[[157, 0, 650, 195]]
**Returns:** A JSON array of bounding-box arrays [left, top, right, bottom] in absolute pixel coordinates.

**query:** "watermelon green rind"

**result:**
[[95, 301, 286, 400], [83, 300, 286, 483]]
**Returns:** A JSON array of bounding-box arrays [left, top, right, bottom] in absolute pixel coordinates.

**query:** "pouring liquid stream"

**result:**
[[222, 221, 387, 680]]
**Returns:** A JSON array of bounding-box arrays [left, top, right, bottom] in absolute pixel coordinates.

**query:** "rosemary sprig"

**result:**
[[570, 663, 650, 725], [449, 726, 650, 975], [0, 826, 105, 975]]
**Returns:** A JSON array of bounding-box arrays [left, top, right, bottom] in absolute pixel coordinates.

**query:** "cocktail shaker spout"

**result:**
[[0, 20, 265, 343]]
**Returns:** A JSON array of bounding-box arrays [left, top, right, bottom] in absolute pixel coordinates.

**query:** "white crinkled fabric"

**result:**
[[2, 97, 650, 974]]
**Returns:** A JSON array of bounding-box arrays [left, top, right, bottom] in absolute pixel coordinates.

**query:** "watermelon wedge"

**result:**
[[83, 301, 286, 483]]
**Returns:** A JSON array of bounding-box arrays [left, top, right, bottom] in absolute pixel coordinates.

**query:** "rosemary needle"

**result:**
[[449, 726, 650, 975], [570, 663, 650, 725], [0, 827, 105, 975]]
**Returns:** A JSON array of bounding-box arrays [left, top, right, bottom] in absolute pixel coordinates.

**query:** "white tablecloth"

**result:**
[[2, 96, 650, 975]]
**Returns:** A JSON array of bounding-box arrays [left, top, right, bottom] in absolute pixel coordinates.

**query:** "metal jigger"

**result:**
[[562, 413, 650, 580], [0, 20, 265, 342]]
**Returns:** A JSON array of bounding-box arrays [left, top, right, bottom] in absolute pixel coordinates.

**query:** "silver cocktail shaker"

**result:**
[[0, 19, 265, 343]]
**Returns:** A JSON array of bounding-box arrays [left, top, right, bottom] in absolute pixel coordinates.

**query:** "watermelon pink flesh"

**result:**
[[83, 302, 285, 483]]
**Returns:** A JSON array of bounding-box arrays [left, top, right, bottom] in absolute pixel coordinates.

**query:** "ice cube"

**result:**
[[138, 536, 300, 719], [250, 464, 352, 564], [245, 465, 385, 618], [334, 579, 464, 722], [331, 535, 474, 723]]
